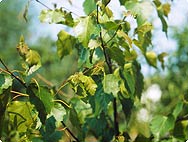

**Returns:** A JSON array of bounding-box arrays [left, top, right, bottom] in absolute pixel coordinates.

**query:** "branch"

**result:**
[[0, 58, 27, 88], [176, 114, 188, 123], [35, 0, 52, 10], [61, 121, 80, 142], [96, 6, 119, 137]]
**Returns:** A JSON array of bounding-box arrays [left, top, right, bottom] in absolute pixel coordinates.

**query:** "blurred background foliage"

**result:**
[[0, 0, 78, 87]]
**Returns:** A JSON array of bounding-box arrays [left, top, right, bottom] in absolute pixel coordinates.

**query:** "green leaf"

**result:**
[[84, 113, 114, 141], [150, 115, 175, 138], [117, 30, 132, 48], [124, 50, 137, 61], [107, 46, 125, 66], [119, 64, 135, 96], [77, 46, 93, 68], [37, 86, 54, 114], [40, 116, 63, 142], [16, 35, 29, 58], [26, 50, 41, 67], [158, 13, 168, 35], [39, 9, 74, 26], [158, 52, 168, 69], [101, 21, 119, 31], [83, 0, 96, 15], [89, 80, 113, 116], [74, 16, 99, 47], [56, 30, 76, 59], [68, 72, 97, 97], [153, 1, 169, 35], [162, 3, 171, 17], [146, 51, 157, 68], [135, 22, 153, 35], [16, 36, 41, 75], [69, 108, 81, 130], [173, 121, 187, 140], [102, 74, 120, 97], [0, 74, 12, 94], [118, 93, 133, 121], [133, 61, 144, 99], [27, 85, 47, 124], [7, 101, 35, 133], [172, 102, 183, 119]]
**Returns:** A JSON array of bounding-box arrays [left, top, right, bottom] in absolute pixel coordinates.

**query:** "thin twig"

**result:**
[[0, 58, 27, 88], [35, 0, 52, 10], [61, 121, 80, 142], [105, 16, 126, 45]]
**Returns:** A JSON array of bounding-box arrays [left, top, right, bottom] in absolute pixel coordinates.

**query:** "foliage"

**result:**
[[147, 27, 188, 141], [1, 0, 186, 142]]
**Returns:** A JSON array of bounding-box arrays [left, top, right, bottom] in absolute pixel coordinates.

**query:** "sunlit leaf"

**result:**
[[102, 74, 120, 97], [88, 39, 100, 49], [74, 16, 99, 47], [39, 9, 74, 26], [56, 30, 76, 59], [26, 50, 41, 67], [16, 35, 29, 59], [119, 64, 135, 96], [162, 3, 171, 17], [172, 102, 183, 119], [150, 115, 175, 138], [7, 101, 35, 132], [124, 50, 137, 61], [146, 51, 157, 68], [0, 74, 12, 94], [117, 30, 132, 48], [68, 72, 97, 97], [83, 0, 96, 15], [135, 23, 153, 35]]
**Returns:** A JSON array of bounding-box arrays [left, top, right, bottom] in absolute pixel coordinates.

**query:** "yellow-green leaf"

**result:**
[[146, 51, 157, 67], [56, 30, 76, 59], [162, 3, 171, 17], [74, 16, 98, 47], [117, 30, 132, 48], [26, 50, 41, 67], [102, 74, 120, 97]]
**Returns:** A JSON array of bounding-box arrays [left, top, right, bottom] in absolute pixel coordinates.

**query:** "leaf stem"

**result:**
[[105, 16, 126, 45], [61, 121, 80, 142]]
